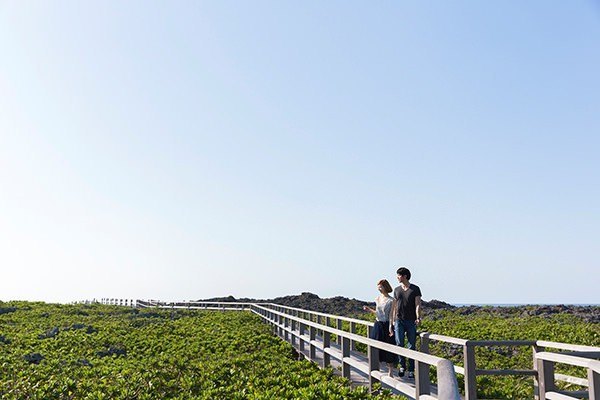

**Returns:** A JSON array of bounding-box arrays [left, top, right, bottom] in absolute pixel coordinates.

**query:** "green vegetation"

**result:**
[[0, 302, 393, 399], [3, 301, 597, 399]]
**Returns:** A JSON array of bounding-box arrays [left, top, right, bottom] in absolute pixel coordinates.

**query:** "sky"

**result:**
[[1, 1, 599, 305]]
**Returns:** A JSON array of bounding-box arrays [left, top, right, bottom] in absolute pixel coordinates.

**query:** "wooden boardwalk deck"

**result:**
[[276, 327, 450, 399]]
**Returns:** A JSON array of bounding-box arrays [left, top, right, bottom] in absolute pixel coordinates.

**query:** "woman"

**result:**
[[363, 279, 398, 376]]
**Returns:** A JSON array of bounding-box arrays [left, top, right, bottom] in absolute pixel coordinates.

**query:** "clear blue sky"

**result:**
[[1, 1, 598, 304]]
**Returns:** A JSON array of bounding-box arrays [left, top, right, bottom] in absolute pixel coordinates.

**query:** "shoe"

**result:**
[[408, 371, 415, 379], [398, 368, 405, 377]]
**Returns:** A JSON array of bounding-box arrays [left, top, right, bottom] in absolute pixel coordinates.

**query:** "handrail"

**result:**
[[468, 339, 536, 346], [537, 340, 600, 353], [536, 351, 600, 399], [138, 300, 375, 326], [421, 332, 600, 400], [252, 304, 446, 366], [262, 302, 373, 326], [421, 333, 468, 346], [138, 300, 258, 307], [249, 303, 461, 400], [537, 352, 600, 372]]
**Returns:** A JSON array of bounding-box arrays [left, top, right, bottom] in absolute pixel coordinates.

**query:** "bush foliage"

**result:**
[[0, 302, 393, 399]]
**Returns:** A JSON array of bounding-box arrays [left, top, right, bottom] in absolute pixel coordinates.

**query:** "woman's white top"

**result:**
[[375, 295, 394, 322]]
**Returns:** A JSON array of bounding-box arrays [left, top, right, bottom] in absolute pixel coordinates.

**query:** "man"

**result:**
[[389, 266, 422, 378]]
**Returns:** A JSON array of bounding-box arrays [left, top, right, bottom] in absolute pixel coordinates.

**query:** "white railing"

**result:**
[[251, 302, 460, 400], [536, 349, 600, 400], [420, 334, 600, 400], [103, 299, 600, 400], [133, 300, 458, 399]]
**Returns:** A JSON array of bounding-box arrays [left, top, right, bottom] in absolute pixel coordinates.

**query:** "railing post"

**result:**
[[270, 311, 276, 335], [299, 322, 306, 353], [309, 326, 316, 361], [278, 314, 283, 338], [323, 331, 331, 368], [417, 332, 432, 396], [533, 343, 543, 400], [284, 316, 289, 342], [368, 344, 380, 392], [342, 336, 351, 380], [415, 359, 431, 397], [436, 359, 461, 400], [420, 332, 431, 354], [351, 321, 357, 351], [291, 319, 297, 347], [317, 315, 322, 336], [588, 367, 599, 400], [537, 358, 555, 400], [464, 341, 477, 400], [337, 319, 343, 345], [308, 326, 317, 361]]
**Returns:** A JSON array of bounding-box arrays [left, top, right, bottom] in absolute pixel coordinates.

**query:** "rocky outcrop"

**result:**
[[96, 346, 127, 358], [38, 327, 59, 339], [199, 292, 455, 316], [452, 304, 600, 323], [23, 353, 44, 364], [197, 293, 599, 322]]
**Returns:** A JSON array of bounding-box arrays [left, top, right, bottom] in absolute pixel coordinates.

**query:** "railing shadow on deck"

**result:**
[[105, 299, 599, 400]]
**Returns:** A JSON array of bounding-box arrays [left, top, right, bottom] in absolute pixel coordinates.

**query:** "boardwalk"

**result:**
[[108, 299, 600, 400], [291, 329, 446, 399]]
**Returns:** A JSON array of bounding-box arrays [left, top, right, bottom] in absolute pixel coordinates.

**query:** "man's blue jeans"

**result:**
[[394, 319, 417, 372]]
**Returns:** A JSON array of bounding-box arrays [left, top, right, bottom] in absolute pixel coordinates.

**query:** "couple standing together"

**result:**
[[363, 266, 422, 378]]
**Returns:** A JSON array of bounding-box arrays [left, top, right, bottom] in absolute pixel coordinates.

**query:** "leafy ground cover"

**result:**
[[0, 302, 394, 399]]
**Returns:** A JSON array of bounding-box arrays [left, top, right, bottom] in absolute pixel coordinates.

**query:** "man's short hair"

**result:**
[[396, 266, 411, 280]]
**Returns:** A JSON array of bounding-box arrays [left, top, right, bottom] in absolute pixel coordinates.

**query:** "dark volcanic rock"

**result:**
[[62, 324, 98, 334], [24, 353, 44, 364], [200, 292, 372, 315], [450, 304, 600, 323], [200, 292, 456, 316], [38, 327, 59, 339], [86, 325, 98, 334], [426, 299, 455, 310], [78, 359, 93, 367], [0, 335, 11, 345], [198, 293, 599, 322], [0, 307, 17, 315], [96, 346, 127, 358]]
